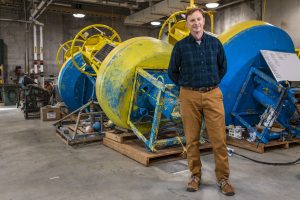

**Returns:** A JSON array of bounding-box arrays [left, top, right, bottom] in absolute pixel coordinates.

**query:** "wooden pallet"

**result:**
[[56, 124, 105, 145], [227, 137, 300, 153], [56, 129, 104, 145], [66, 125, 87, 134], [104, 129, 137, 143], [103, 130, 212, 166]]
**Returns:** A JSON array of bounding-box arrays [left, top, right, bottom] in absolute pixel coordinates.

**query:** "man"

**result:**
[[168, 8, 235, 196], [44, 81, 53, 95]]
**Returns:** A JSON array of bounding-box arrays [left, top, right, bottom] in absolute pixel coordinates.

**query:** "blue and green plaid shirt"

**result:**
[[168, 32, 227, 88]]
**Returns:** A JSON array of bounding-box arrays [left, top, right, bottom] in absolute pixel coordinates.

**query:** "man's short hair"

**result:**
[[186, 8, 205, 19]]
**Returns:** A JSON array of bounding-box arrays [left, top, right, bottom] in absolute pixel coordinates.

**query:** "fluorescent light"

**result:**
[[150, 21, 161, 26], [73, 13, 85, 18], [205, 2, 219, 8]]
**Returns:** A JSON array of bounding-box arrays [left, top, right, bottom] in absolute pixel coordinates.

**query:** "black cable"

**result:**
[[231, 150, 300, 166]]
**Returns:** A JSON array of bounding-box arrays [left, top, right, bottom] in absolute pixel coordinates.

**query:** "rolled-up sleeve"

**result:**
[[217, 41, 227, 80], [168, 44, 181, 85]]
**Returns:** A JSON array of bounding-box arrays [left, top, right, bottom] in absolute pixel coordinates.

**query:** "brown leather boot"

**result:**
[[218, 179, 235, 196], [186, 176, 201, 192]]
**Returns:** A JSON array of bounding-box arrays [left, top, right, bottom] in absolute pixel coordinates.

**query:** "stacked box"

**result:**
[[40, 105, 61, 121]]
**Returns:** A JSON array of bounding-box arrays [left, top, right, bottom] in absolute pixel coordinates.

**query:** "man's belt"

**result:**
[[183, 85, 218, 93]]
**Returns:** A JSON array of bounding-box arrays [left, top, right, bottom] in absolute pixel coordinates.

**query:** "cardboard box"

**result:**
[[40, 105, 61, 121]]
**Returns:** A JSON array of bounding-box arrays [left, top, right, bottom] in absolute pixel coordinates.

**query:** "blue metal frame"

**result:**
[[231, 61, 300, 143], [127, 68, 185, 152]]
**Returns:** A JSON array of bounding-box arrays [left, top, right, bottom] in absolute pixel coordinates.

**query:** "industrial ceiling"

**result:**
[[0, 0, 224, 26]]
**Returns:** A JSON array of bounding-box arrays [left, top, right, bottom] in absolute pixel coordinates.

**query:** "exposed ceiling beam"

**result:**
[[71, 0, 139, 9], [47, 4, 126, 18]]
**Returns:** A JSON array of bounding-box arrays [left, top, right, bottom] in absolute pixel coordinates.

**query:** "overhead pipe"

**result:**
[[39, 25, 44, 87], [29, 0, 46, 20], [33, 24, 38, 83], [25, 26, 30, 75], [262, 0, 267, 20], [29, 0, 53, 21], [206, 11, 215, 33], [0, 18, 32, 23], [24, 0, 29, 75], [28, 0, 48, 84], [39, 25, 44, 75], [33, 0, 53, 20], [31, 20, 44, 85]]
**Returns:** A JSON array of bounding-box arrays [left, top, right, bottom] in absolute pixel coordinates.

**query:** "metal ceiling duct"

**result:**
[[124, 0, 219, 25], [69, 0, 139, 9]]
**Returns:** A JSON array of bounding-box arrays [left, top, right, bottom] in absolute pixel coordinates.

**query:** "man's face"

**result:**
[[186, 10, 205, 34]]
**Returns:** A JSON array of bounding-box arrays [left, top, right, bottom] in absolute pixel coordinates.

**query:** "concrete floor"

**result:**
[[0, 106, 299, 200]]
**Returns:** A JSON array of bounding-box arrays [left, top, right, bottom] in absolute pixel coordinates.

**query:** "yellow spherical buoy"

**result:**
[[96, 37, 173, 129]]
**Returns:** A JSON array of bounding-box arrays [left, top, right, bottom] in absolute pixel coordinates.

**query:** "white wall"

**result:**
[[214, 0, 261, 34], [214, 0, 300, 48], [264, 0, 300, 48]]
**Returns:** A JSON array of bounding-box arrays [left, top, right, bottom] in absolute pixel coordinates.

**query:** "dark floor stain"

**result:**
[[155, 161, 187, 173]]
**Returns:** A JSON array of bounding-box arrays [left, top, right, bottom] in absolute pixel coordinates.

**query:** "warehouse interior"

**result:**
[[0, 0, 300, 200]]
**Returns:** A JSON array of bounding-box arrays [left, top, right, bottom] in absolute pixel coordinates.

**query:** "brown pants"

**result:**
[[179, 87, 229, 182]]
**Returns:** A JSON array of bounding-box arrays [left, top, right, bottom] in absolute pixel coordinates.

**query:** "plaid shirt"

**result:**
[[168, 32, 227, 88]]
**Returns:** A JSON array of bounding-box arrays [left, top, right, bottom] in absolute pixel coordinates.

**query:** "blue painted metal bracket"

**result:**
[[231, 66, 300, 143], [127, 67, 185, 152]]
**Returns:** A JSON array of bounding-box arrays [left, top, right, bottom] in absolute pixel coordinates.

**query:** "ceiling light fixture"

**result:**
[[205, 2, 219, 9], [73, 13, 85, 18], [150, 21, 161, 26]]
